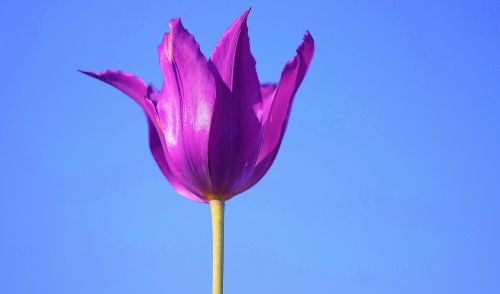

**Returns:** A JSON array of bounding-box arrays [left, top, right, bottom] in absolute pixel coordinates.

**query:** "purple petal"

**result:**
[[156, 19, 216, 198], [79, 70, 148, 109], [81, 70, 206, 201], [208, 8, 263, 196], [258, 83, 277, 123], [147, 117, 205, 202], [233, 31, 315, 195], [145, 86, 208, 199]]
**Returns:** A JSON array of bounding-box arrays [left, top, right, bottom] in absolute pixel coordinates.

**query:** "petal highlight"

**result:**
[[157, 19, 216, 198], [147, 117, 205, 202]]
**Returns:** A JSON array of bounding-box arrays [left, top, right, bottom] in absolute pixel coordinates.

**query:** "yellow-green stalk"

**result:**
[[210, 199, 224, 294]]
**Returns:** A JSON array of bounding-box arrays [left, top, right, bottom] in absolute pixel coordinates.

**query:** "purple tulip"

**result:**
[[82, 9, 314, 203], [82, 9, 313, 293]]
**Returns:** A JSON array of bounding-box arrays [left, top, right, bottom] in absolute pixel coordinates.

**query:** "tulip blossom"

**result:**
[[82, 9, 313, 294]]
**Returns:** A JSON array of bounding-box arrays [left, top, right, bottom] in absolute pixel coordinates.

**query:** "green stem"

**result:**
[[210, 199, 224, 294]]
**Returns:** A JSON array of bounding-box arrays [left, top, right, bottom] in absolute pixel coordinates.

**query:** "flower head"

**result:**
[[81, 9, 314, 202]]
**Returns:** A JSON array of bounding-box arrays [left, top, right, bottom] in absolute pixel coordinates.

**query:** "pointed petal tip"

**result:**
[[224, 8, 250, 31], [303, 31, 314, 48], [238, 8, 251, 24], [78, 69, 96, 77], [301, 31, 314, 50], [79, 69, 141, 81], [242, 7, 251, 18], [168, 18, 183, 32], [210, 7, 253, 63], [79, 69, 149, 108], [79, 69, 123, 80], [280, 33, 314, 73], [290, 30, 314, 67]]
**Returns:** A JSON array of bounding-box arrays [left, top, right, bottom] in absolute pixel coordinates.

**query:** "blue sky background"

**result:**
[[1, 0, 499, 293]]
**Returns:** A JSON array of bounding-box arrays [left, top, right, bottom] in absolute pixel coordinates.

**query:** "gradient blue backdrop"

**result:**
[[1, 0, 499, 293]]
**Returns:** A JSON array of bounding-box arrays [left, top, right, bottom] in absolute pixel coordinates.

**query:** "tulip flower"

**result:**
[[81, 8, 313, 294]]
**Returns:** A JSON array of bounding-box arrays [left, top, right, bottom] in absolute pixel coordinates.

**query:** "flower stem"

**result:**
[[210, 199, 224, 294]]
